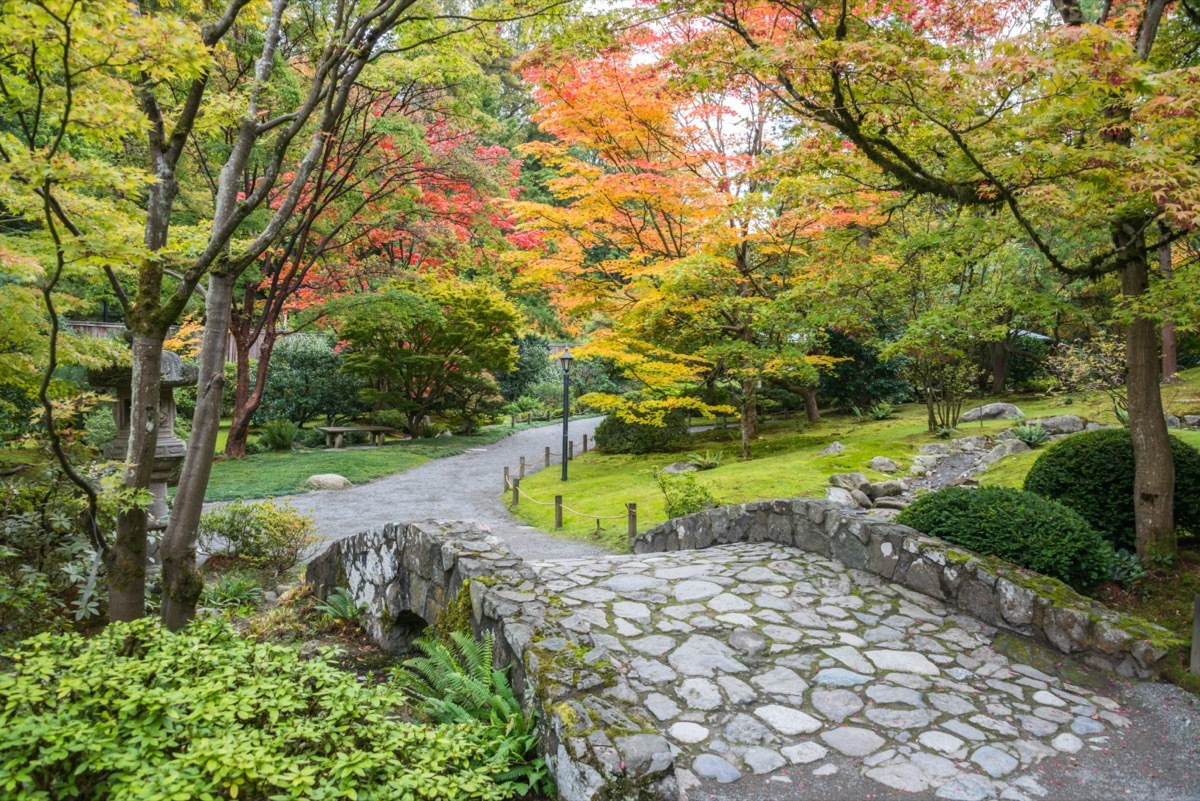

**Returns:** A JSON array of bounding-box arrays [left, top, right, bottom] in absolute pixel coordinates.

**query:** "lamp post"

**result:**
[[559, 347, 573, 481]]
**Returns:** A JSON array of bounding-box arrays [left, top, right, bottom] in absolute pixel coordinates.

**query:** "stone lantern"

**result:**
[[89, 351, 198, 541]]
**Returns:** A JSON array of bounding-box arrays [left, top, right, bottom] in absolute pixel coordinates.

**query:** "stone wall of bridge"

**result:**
[[307, 521, 678, 801]]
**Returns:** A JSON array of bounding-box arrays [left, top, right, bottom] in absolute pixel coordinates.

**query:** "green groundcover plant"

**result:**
[[0, 619, 538, 800]]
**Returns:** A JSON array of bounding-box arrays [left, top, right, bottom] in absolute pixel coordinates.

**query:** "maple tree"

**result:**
[[220, 79, 520, 458], [513, 26, 873, 457], [628, 0, 1200, 556]]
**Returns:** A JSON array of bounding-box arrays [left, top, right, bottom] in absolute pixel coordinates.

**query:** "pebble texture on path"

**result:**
[[533, 543, 1137, 801]]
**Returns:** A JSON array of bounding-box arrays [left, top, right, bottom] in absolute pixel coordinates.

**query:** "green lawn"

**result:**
[[513, 368, 1200, 551], [202, 420, 574, 502]]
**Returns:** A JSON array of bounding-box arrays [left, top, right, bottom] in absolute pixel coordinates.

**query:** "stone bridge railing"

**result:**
[[307, 521, 677, 801], [632, 498, 1177, 679]]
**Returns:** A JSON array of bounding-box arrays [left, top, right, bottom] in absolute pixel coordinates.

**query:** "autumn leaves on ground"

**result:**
[[3, 0, 1200, 798]]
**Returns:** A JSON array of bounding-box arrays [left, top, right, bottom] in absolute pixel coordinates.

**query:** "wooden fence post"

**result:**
[[510, 414, 515, 428], [627, 503, 637, 542], [568, 441, 574, 461], [511, 478, 520, 507], [503, 466, 510, 491], [582, 434, 588, 453], [555, 495, 563, 528], [1192, 595, 1200, 676], [545, 446, 551, 467], [519, 456, 526, 478]]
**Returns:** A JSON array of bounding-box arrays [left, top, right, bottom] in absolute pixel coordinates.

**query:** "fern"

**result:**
[[391, 631, 551, 796]]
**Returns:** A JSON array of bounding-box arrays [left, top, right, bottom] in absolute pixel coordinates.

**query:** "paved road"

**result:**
[[279, 417, 611, 561]]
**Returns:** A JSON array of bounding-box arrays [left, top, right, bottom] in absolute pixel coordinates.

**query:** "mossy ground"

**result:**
[[513, 368, 1200, 551]]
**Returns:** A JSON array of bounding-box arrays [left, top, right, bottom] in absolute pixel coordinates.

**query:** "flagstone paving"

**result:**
[[530, 542, 1189, 801]]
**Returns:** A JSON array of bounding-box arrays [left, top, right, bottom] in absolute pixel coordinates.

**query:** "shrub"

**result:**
[[1012, 421, 1049, 448], [198, 499, 317, 573], [314, 587, 362, 623], [895, 486, 1114, 589], [83, 406, 116, 450], [1023, 428, 1200, 551], [256, 333, 364, 427], [594, 412, 688, 454], [258, 418, 299, 451], [0, 618, 541, 801], [296, 426, 327, 449], [658, 472, 718, 519]]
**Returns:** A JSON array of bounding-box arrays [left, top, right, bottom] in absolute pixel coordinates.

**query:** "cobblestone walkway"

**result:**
[[533, 543, 1157, 801]]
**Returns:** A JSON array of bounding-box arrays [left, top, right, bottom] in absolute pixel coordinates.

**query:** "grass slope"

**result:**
[[513, 368, 1200, 551]]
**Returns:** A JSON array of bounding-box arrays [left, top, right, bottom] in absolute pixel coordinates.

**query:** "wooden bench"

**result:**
[[315, 425, 396, 448]]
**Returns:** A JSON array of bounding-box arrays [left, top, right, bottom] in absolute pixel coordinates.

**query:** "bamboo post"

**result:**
[[568, 441, 574, 461], [582, 434, 588, 453], [555, 495, 563, 528], [545, 446, 551, 467], [627, 503, 637, 542], [1192, 595, 1200, 675], [519, 456, 526, 479], [511, 478, 520, 507], [503, 466, 510, 491]]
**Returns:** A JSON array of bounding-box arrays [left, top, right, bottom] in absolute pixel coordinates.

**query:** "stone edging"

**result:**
[[306, 521, 677, 801], [632, 499, 1180, 679]]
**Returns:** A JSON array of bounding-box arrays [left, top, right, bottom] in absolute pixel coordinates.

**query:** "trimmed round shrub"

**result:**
[[594, 412, 689, 454], [896, 486, 1114, 589], [1023, 428, 1200, 551]]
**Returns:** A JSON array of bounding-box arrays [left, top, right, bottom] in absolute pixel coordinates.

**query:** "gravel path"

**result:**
[[279, 417, 611, 561]]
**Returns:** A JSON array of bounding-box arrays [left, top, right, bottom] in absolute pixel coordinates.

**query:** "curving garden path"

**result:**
[[279, 417, 610, 561]]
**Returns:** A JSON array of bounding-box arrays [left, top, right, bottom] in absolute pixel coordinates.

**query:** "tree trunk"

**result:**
[[802, 387, 821, 422], [160, 272, 236, 630], [107, 330, 166, 621], [990, 341, 1009, 395], [741, 379, 757, 460], [1120, 229, 1176, 559], [1159, 237, 1177, 383], [225, 330, 277, 458]]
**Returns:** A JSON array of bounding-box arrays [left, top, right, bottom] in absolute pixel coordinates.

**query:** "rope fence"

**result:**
[[507, 477, 638, 539]]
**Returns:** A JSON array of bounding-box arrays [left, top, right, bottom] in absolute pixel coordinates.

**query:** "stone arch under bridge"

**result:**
[[306, 501, 1176, 801]]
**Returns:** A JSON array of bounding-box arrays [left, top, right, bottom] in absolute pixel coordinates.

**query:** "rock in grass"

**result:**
[[305, 473, 352, 490], [819, 441, 846, 456], [960, 403, 1024, 422]]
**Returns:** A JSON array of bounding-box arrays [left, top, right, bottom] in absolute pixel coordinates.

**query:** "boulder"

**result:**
[[873, 497, 909, 511], [918, 443, 950, 455], [960, 403, 1024, 422], [829, 472, 871, 493], [660, 462, 699, 475], [1030, 414, 1084, 435], [868, 456, 898, 473], [867, 479, 904, 499], [952, 436, 990, 452], [1165, 413, 1181, 429], [819, 441, 846, 456], [826, 487, 857, 507], [850, 489, 874, 509], [978, 439, 1031, 468], [305, 473, 352, 490], [1184, 415, 1200, 429]]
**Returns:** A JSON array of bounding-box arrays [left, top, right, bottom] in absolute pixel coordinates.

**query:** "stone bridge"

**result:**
[[306, 499, 1182, 801]]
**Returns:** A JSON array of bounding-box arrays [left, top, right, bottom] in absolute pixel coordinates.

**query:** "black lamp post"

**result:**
[[559, 347, 573, 481]]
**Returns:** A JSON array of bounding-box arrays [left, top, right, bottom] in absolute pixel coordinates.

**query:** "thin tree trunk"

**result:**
[[1159, 236, 1177, 383], [160, 272, 236, 629], [802, 387, 821, 422], [107, 330, 166, 621], [990, 341, 1009, 395], [1120, 231, 1176, 559], [741, 378, 757, 460], [225, 330, 277, 458]]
